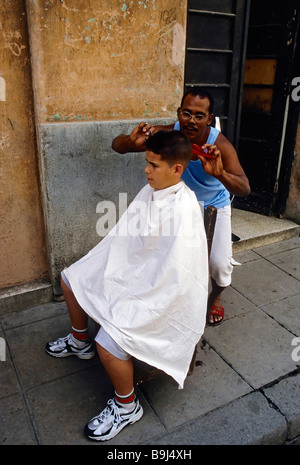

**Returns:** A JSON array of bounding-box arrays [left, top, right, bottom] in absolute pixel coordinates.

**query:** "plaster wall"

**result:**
[[26, 0, 187, 122], [0, 1, 48, 288]]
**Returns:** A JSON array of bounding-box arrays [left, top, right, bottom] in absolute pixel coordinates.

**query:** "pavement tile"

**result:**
[[265, 247, 300, 281], [204, 308, 297, 389], [0, 301, 67, 330], [0, 394, 36, 445], [140, 340, 252, 430], [263, 372, 300, 440], [253, 237, 300, 258], [218, 285, 258, 321], [233, 249, 260, 264], [262, 293, 300, 335], [144, 391, 287, 445], [231, 258, 300, 306]]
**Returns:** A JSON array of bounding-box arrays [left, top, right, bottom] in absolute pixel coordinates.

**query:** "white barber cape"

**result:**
[[64, 181, 208, 388]]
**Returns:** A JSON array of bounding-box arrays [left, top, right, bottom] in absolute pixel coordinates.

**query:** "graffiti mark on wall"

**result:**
[[153, 7, 185, 67], [0, 25, 26, 56], [160, 7, 176, 24]]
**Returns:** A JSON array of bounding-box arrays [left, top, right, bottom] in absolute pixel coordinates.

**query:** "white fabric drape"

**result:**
[[64, 182, 209, 388]]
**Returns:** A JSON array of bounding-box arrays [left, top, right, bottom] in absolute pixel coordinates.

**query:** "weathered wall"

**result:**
[[25, 0, 187, 294], [27, 0, 187, 122], [0, 1, 49, 288]]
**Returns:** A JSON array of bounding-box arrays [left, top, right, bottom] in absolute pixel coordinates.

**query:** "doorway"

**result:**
[[184, 0, 300, 216], [235, 0, 300, 216]]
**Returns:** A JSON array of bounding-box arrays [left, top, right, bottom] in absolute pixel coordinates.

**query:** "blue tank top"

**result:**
[[174, 122, 230, 208]]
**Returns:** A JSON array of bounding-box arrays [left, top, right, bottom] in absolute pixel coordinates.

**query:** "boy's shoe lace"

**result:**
[[84, 397, 143, 441]]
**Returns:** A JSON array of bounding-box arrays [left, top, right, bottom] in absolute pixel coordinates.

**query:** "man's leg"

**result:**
[[207, 278, 226, 324], [207, 205, 233, 325]]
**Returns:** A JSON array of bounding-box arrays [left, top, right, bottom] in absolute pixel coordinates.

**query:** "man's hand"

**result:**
[[128, 122, 153, 150], [198, 142, 251, 197], [112, 122, 175, 154], [197, 143, 224, 178], [112, 122, 154, 153]]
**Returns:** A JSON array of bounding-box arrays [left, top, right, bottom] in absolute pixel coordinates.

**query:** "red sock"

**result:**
[[115, 388, 136, 409], [71, 326, 88, 342]]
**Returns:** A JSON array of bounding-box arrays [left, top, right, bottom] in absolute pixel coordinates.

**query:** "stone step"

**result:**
[[232, 208, 300, 253]]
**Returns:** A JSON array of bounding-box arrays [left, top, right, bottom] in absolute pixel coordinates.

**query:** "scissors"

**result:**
[[192, 144, 215, 159]]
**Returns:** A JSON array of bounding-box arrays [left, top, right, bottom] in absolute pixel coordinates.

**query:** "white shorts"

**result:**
[[95, 327, 131, 361], [209, 204, 233, 288]]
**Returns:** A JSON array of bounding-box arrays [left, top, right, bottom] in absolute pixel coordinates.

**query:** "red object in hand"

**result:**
[[192, 144, 215, 159]]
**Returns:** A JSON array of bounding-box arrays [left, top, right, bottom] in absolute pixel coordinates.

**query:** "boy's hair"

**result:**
[[181, 87, 214, 114], [145, 130, 192, 170]]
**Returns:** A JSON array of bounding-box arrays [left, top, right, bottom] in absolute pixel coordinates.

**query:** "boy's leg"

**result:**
[[84, 338, 143, 441], [60, 276, 89, 340], [45, 276, 95, 359], [97, 344, 134, 395]]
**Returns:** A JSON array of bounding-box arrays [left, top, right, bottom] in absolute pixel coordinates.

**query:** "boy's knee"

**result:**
[[97, 342, 114, 363], [61, 275, 73, 295]]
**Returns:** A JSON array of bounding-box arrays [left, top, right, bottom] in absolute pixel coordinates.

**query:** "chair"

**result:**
[[134, 205, 217, 385]]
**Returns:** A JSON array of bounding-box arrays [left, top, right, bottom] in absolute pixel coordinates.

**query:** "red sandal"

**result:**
[[207, 305, 224, 326]]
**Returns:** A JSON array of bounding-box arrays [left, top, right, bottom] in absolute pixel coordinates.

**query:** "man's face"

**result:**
[[177, 95, 213, 141], [144, 151, 179, 190]]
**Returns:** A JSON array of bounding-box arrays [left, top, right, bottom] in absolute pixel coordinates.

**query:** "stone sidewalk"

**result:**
[[0, 237, 300, 445]]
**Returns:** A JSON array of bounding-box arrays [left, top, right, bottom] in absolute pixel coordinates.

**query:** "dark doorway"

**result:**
[[184, 0, 250, 147], [184, 0, 300, 217], [234, 0, 300, 216]]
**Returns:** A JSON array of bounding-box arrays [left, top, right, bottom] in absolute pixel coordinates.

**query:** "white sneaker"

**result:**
[[45, 333, 95, 359], [84, 397, 143, 441]]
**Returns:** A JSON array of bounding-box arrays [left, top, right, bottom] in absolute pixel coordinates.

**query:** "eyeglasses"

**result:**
[[179, 110, 208, 124]]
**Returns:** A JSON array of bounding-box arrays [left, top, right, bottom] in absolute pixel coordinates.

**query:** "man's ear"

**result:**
[[177, 107, 181, 119], [208, 113, 214, 126]]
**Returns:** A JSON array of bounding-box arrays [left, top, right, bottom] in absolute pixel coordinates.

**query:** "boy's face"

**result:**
[[145, 151, 181, 190]]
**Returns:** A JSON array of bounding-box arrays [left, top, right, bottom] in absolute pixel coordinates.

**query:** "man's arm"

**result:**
[[199, 133, 251, 197], [112, 122, 175, 154]]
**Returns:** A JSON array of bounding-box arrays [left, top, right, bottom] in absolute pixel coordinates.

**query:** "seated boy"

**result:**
[[45, 130, 209, 441]]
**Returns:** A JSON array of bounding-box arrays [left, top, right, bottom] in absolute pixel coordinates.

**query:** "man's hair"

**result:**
[[180, 87, 214, 114], [145, 130, 192, 170]]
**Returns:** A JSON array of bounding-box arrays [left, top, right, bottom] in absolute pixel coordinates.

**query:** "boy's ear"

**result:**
[[174, 163, 184, 176]]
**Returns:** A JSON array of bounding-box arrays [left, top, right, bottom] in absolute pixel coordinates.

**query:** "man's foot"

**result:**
[[45, 333, 95, 359], [84, 397, 143, 441], [207, 305, 224, 326]]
